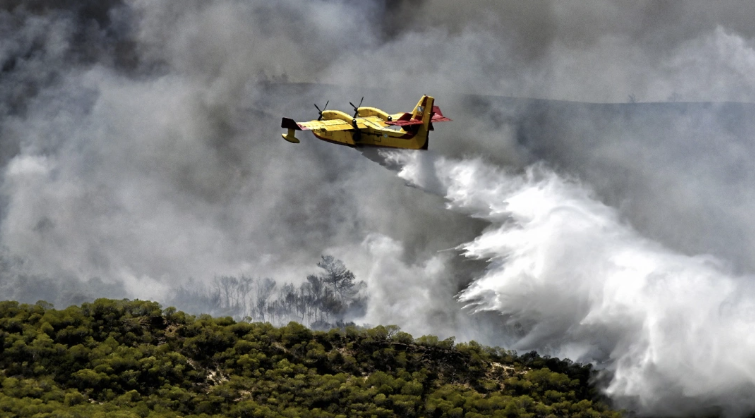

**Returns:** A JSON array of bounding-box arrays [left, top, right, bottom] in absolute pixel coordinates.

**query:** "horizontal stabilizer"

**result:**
[[385, 118, 423, 127], [430, 106, 452, 122], [385, 106, 451, 126], [281, 117, 302, 130]]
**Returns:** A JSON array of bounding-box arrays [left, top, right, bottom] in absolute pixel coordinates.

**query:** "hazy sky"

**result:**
[[2, 1, 755, 415]]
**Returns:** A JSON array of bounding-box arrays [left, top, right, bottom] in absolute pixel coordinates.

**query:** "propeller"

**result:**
[[314, 101, 329, 121], [349, 97, 364, 118]]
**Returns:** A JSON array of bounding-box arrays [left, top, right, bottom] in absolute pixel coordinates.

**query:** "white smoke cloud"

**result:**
[[383, 150, 755, 416], [324, 234, 456, 335], [3, 1, 755, 296], [4, 1, 755, 415]]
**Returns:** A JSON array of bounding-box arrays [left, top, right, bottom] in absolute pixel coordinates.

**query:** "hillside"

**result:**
[[0, 299, 620, 417]]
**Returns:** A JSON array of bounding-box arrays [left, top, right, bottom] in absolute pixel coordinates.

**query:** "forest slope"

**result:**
[[0, 299, 620, 417]]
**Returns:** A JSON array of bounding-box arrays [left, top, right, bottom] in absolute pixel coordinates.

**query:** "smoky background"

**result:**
[[2, 1, 755, 414]]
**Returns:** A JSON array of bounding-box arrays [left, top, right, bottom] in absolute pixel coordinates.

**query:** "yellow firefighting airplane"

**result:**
[[281, 95, 450, 150]]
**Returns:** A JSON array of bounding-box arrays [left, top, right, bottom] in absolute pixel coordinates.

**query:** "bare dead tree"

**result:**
[[169, 256, 366, 328], [237, 276, 254, 318], [317, 255, 357, 300], [255, 277, 276, 322], [213, 276, 239, 310]]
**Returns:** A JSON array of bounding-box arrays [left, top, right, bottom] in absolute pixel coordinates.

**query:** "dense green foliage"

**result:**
[[0, 299, 621, 417]]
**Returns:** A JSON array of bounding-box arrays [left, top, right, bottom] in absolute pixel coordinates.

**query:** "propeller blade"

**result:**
[[350, 97, 364, 118], [315, 101, 329, 121]]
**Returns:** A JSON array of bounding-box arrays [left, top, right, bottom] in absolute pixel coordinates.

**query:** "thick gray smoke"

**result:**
[[3, 1, 755, 415], [0, 0, 482, 304]]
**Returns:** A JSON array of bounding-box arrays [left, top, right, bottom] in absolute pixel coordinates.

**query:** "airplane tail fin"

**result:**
[[411, 95, 435, 149], [410, 95, 435, 125]]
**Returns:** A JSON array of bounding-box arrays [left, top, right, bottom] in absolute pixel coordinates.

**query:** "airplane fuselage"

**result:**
[[281, 95, 449, 150], [311, 109, 425, 149]]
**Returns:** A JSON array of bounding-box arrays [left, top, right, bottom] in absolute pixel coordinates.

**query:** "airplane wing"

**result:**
[[281, 118, 354, 132]]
